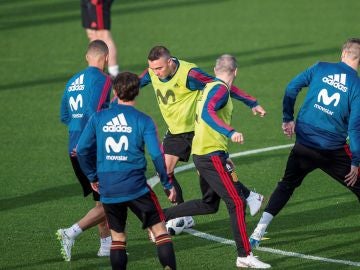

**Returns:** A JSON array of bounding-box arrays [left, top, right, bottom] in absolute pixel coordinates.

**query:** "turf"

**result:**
[[0, 0, 359, 269]]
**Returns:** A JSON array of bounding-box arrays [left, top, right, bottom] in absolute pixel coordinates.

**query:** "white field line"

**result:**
[[184, 228, 360, 267], [147, 143, 294, 188], [147, 143, 360, 267]]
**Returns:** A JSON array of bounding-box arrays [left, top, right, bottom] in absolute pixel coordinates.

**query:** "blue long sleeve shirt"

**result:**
[[76, 103, 172, 203], [60, 66, 112, 153], [283, 61, 360, 165]]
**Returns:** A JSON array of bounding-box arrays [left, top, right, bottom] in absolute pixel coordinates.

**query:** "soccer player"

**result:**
[[76, 72, 177, 270], [250, 38, 360, 248], [57, 40, 112, 261], [81, 0, 119, 77], [164, 54, 271, 268], [140, 46, 266, 218]]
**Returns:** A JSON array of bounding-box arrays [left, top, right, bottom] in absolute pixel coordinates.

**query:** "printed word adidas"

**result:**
[[103, 113, 132, 133], [322, 73, 347, 92], [68, 74, 85, 91]]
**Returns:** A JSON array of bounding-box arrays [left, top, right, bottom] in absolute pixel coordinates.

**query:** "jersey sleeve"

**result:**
[[76, 115, 98, 181], [229, 85, 258, 108], [91, 76, 112, 113], [186, 68, 216, 90], [143, 116, 172, 189], [348, 85, 360, 166], [60, 89, 70, 125], [139, 69, 151, 88], [283, 63, 317, 122], [201, 84, 235, 137]]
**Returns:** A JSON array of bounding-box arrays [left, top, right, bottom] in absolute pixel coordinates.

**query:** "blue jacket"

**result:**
[[283, 61, 360, 165], [60, 66, 112, 153], [76, 103, 172, 203]]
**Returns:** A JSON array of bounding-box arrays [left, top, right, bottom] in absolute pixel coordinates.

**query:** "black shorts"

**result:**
[[163, 131, 194, 162], [70, 156, 100, 201], [103, 190, 165, 233], [81, 0, 113, 30]]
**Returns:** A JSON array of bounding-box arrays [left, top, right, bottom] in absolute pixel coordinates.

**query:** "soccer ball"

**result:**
[[166, 217, 186, 235]]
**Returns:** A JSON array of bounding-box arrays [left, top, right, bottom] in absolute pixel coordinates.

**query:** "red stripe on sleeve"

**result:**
[[188, 69, 215, 84], [97, 76, 111, 112]]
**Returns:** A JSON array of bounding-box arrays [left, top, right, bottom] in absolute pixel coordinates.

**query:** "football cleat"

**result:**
[[246, 191, 264, 216], [97, 246, 111, 257], [56, 229, 74, 261], [249, 224, 267, 249], [236, 253, 271, 268]]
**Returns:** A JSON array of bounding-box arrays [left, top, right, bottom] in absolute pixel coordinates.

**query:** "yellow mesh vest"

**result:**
[[149, 60, 198, 134], [192, 81, 233, 155]]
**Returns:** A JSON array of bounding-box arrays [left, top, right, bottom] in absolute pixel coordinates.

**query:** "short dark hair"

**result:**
[[87, 40, 109, 57], [113, 72, 140, 102], [148, 45, 171, 61]]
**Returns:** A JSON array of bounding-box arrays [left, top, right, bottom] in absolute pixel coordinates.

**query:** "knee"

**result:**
[[202, 200, 219, 213]]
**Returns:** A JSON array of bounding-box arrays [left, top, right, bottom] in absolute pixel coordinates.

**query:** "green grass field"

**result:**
[[1, 0, 359, 269]]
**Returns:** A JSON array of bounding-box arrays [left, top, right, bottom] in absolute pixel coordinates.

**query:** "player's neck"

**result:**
[[118, 100, 135, 106]]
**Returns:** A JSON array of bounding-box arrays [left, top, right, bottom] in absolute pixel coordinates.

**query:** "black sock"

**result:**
[[155, 234, 176, 270], [110, 241, 127, 270], [168, 172, 184, 204]]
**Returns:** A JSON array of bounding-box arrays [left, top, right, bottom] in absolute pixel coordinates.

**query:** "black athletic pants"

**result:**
[[265, 143, 360, 216], [164, 153, 251, 257]]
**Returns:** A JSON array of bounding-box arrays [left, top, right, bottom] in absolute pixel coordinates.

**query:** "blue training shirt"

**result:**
[[283, 61, 360, 165], [76, 103, 172, 203], [60, 66, 112, 153]]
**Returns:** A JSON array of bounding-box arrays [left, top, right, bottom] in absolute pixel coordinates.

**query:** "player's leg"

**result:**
[[56, 157, 110, 261], [163, 174, 220, 220], [81, 0, 119, 77], [194, 154, 270, 268], [250, 143, 317, 248], [103, 203, 128, 270], [130, 191, 176, 270], [164, 153, 183, 204], [321, 145, 360, 201], [226, 159, 264, 216]]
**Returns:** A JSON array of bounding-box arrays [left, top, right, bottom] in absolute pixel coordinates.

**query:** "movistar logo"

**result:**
[[317, 89, 340, 106], [156, 89, 175, 105], [69, 94, 83, 111], [105, 136, 129, 153]]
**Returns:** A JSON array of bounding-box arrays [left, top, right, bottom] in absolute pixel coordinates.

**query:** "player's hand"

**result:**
[[71, 148, 77, 157], [231, 132, 244, 144], [252, 105, 266, 117], [345, 165, 359, 187], [165, 187, 177, 203], [91, 181, 99, 193], [282, 121, 295, 138]]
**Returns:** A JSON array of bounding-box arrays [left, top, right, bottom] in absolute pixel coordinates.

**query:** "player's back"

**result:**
[[295, 61, 360, 149], [93, 103, 156, 203], [60, 66, 111, 152]]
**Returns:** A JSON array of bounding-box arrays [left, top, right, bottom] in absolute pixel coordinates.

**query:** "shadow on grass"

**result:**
[[0, 74, 70, 91], [0, 183, 81, 211]]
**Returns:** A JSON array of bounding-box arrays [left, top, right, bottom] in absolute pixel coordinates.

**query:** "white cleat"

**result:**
[[247, 191, 264, 216], [56, 229, 74, 262], [97, 245, 111, 257], [183, 216, 195, 228], [236, 253, 271, 268]]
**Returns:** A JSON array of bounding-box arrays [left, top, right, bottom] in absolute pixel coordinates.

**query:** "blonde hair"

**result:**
[[342, 38, 360, 61], [215, 54, 237, 74]]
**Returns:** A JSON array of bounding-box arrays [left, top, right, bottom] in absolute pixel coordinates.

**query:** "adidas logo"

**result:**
[[103, 113, 132, 133], [68, 74, 85, 91], [322, 73, 347, 92]]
